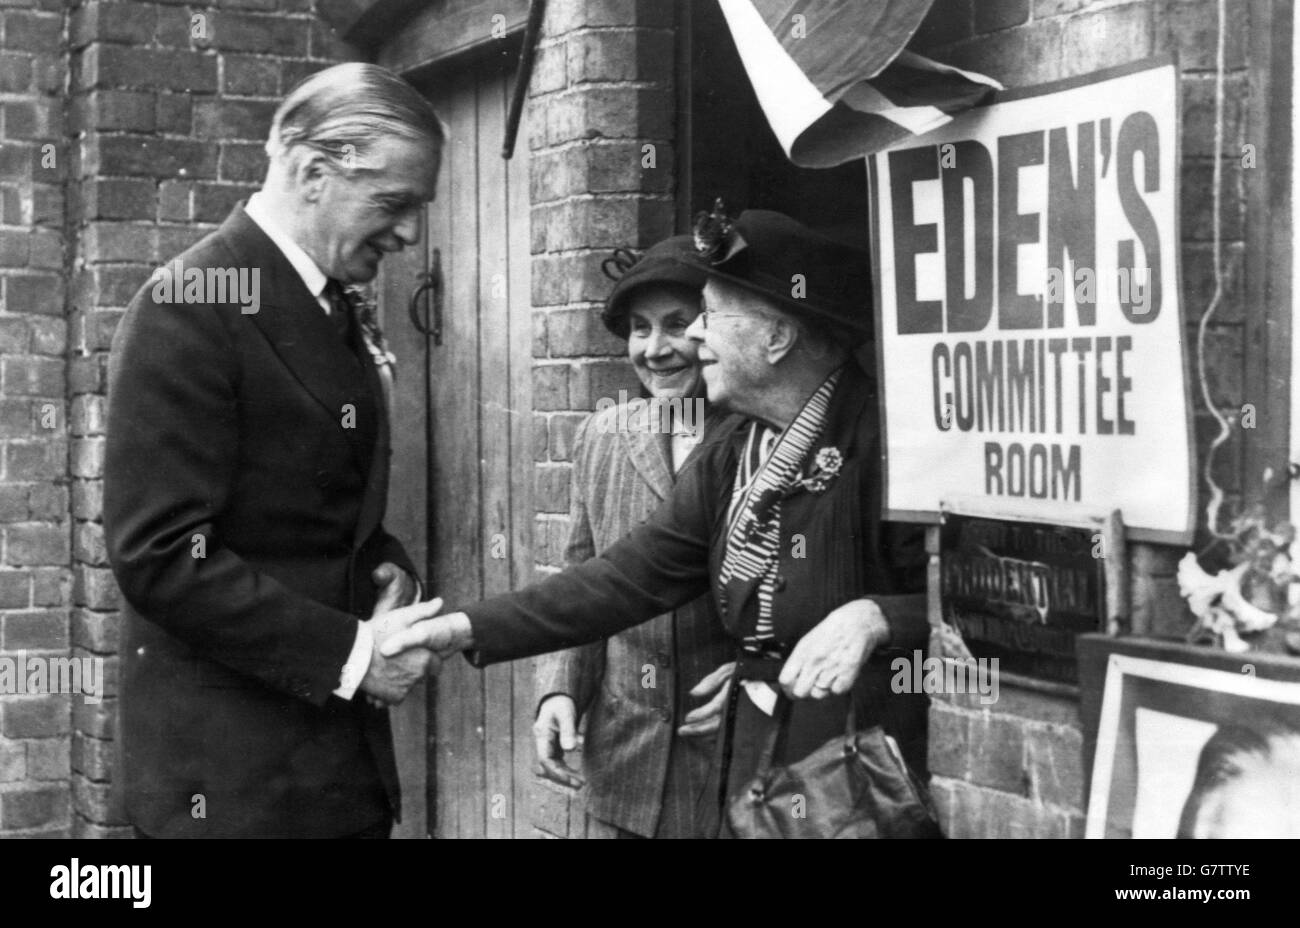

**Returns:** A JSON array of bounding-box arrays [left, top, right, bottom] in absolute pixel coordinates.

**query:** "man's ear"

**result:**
[[291, 149, 331, 204], [765, 315, 800, 366]]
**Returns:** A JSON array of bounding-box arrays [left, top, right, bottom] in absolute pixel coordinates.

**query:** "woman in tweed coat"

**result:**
[[532, 237, 734, 838]]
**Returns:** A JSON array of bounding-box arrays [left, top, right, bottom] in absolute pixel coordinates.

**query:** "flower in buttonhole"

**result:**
[[345, 284, 397, 374]]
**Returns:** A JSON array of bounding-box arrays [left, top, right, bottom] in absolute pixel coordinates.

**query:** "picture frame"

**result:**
[[1078, 634, 1300, 838]]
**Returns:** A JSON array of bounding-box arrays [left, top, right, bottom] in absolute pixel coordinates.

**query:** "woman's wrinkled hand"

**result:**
[[779, 599, 890, 700]]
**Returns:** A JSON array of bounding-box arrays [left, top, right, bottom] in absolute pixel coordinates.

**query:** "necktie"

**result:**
[[324, 280, 353, 344]]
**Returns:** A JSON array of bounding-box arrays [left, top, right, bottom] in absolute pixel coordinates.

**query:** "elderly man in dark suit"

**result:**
[[105, 63, 446, 838], [387, 207, 930, 837]]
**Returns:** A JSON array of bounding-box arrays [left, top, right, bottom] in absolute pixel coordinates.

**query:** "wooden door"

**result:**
[[381, 55, 534, 838]]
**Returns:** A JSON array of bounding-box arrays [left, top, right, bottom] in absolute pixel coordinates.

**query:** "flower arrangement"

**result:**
[[1177, 505, 1300, 654]]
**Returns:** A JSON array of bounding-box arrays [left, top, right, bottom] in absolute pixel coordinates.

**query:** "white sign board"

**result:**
[[869, 57, 1194, 544]]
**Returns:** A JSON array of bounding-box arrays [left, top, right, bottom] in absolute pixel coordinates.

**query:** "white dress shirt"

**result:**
[[243, 192, 373, 700], [244, 192, 334, 315]]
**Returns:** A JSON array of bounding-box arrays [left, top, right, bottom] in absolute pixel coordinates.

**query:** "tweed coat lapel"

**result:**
[[619, 400, 675, 500]]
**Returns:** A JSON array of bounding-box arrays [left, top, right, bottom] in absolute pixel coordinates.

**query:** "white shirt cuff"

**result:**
[[334, 622, 374, 700]]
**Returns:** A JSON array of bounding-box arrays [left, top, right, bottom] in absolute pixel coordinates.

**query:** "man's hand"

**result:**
[[779, 599, 890, 700], [378, 611, 473, 659], [371, 562, 419, 613], [360, 596, 446, 706], [677, 661, 736, 737], [533, 695, 585, 789]]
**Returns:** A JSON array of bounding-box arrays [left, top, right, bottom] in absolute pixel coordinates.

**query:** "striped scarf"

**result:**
[[719, 367, 843, 643]]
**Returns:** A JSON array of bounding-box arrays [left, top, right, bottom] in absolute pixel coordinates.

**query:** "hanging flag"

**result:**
[[718, 0, 1002, 167]]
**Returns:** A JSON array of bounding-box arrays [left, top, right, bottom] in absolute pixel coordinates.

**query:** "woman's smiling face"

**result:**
[[626, 286, 704, 400]]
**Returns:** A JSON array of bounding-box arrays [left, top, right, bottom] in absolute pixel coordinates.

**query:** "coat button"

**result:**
[[315, 469, 332, 488], [658, 708, 671, 723], [774, 575, 787, 592], [657, 651, 671, 668]]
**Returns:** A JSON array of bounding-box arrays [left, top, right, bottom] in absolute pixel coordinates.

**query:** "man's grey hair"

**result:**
[[266, 62, 447, 172]]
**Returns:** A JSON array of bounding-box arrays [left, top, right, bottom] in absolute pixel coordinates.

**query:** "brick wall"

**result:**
[[913, 0, 1252, 838], [525, 0, 678, 838], [929, 686, 1086, 837], [0, 0, 357, 840], [0, 0, 70, 838]]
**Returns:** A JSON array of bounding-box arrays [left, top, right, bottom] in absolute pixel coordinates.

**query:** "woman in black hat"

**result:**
[[531, 236, 734, 838]]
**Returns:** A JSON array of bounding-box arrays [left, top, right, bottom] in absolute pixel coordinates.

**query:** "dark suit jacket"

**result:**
[[465, 361, 929, 831], [104, 205, 417, 838], [534, 402, 731, 837]]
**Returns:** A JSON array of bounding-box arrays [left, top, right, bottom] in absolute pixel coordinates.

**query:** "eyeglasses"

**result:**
[[699, 310, 755, 329]]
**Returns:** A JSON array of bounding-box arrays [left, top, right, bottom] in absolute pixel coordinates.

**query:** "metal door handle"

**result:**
[[409, 247, 443, 345]]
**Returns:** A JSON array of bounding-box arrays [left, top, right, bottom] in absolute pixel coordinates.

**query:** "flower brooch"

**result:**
[[794, 447, 843, 495]]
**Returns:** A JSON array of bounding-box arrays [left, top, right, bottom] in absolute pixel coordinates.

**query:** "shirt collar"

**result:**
[[244, 192, 330, 307]]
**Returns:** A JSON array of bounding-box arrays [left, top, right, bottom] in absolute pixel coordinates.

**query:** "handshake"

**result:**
[[357, 563, 474, 706]]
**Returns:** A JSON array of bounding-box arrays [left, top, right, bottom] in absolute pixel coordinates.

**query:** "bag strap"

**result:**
[[750, 690, 860, 772], [716, 643, 786, 813], [716, 667, 744, 814], [717, 655, 864, 815], [718, 658, 790, 814], [725, 687, 859, 809], [752, 696, 793, 773]]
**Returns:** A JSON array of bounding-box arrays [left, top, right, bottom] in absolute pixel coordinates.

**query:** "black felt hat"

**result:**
[[686, 202, 872, 341], [600, 235, 708, 339]]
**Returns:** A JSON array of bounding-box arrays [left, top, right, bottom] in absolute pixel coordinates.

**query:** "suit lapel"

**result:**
[[351, 351, 391, 550], [217, 206, 375, 472]]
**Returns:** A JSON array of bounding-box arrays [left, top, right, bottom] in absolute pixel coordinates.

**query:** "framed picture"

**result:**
[[1078, 635, 1300, 838]]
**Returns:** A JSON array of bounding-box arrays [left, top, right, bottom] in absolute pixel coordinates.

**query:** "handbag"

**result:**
[[726, 700, 944, 839]]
